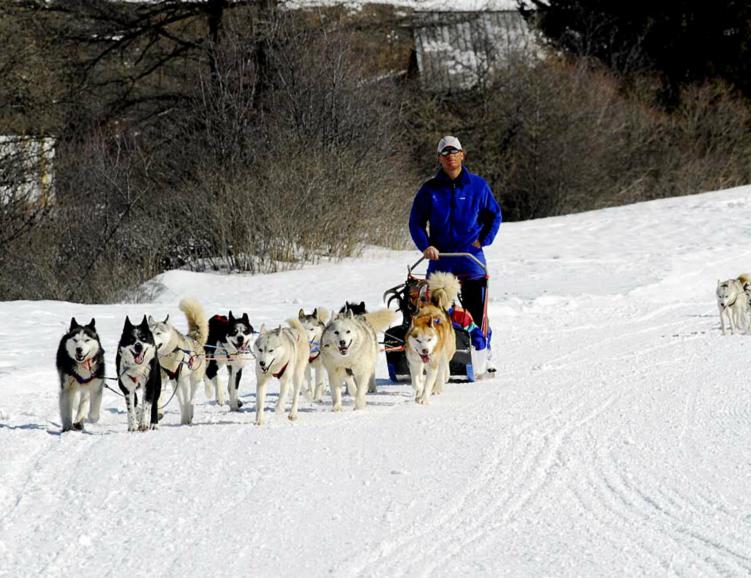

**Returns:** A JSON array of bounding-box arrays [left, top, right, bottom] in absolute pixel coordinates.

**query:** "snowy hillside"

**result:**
[[2, 186, 751, 576]]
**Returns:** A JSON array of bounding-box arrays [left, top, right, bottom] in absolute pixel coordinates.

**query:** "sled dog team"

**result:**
[[716, 274, 751, 336], [55, 273, 462, 433]]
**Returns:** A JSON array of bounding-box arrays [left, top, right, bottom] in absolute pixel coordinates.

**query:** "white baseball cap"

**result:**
[[436, 135, 462, 154]]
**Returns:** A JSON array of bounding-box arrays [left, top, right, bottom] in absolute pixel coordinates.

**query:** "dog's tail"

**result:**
[[316, 307, 330, 323], [738, 273, 751, 289], [179, 298, 209, 346], [363, 309, 397, 333], [286, 317, 307, 341], [428, 271, 461, 311]]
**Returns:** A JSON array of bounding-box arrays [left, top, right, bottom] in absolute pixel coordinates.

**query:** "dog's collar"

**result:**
[[272, 362, 289, 379]]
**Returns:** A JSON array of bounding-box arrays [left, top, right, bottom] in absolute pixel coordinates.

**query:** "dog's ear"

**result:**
[[147, 315, 156, 325], [346, 309, 354, 319], [259, 323, 266, 333], [427, 317, 434, 328], [359, 301, 366, 310], [298, 308, 305, 319], [69, 317, 80, 332], [87, 318, 96, 329], [139, 315, 148, 327], [229, 310, 235, 321], [162, 314, 169, 323], [124, 316, 133, 329], [242, 313, 250, 325]]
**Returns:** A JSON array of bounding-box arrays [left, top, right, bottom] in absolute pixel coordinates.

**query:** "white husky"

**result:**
[[253, 318, 310, 425], [148, 298, 208, 425], [320, 309, 396, 411], [717, 276, 750, 335], [298, 307, 329, 402]]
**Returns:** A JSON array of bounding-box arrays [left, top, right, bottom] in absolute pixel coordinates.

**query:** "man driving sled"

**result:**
[[408, 136, 502, 373]]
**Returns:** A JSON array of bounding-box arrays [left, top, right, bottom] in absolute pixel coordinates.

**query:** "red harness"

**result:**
[[272, 362, 289, 379], [71, 359, 99, 385]]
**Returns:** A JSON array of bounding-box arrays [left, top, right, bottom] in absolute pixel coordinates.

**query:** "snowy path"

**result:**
[[2, 187, 751, 577]]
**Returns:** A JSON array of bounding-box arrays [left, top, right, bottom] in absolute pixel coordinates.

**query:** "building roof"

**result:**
[[412, 10, 536, 92]]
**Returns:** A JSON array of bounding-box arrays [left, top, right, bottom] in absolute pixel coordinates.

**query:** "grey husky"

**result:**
[[717, 275, 750, 335], [298, 307, 329, 402], [148, 298, 208, 425]]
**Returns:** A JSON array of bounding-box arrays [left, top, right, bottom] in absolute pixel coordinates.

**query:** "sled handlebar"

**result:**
[[409, 252, 488, 275]]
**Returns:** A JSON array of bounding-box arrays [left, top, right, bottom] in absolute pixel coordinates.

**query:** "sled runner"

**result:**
[[383, 253, 489, 383]]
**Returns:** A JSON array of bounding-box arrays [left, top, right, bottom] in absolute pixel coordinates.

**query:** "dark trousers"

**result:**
[[459, 277, 491, 346]]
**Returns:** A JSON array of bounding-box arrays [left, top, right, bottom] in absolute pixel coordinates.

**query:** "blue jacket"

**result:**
[[409, 167, 502, 279]]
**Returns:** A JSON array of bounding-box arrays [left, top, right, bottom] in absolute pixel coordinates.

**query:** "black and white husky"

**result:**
[[55, 318, 105, 432], [116, 316, 162, 431], [204, 312, 254, 411], [339, 301, 368, 315]]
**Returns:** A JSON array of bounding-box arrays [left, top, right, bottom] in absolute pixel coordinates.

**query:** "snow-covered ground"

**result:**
[[2, 186, 751, 577]]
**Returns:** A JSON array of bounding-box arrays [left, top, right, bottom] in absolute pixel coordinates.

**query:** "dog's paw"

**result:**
[[236, 399, 244, 408], [255, 418, 265, 426], [332, 404, 343, 412], [288, 413, 298, 422], [72, 421, 84, 431]]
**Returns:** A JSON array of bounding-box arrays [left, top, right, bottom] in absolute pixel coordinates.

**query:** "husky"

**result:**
[[116, 316, 162, 431], [253, 318, 310, 425], [405, 272, 460, 404], [740, 273, 751, 302], [320, 308, 396, 411], [204, 312, 254, 411], [298, 307, 330, 402], [148, 298, 208, 425], [339, 301, 368, 315], [717, 276, 750, 335], [55, 318, 105, 432]]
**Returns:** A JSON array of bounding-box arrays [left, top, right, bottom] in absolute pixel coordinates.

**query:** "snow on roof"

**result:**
[[413, 10, 536, 92]]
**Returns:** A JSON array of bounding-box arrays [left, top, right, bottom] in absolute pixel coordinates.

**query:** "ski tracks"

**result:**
[[339, 374, 620, 578]]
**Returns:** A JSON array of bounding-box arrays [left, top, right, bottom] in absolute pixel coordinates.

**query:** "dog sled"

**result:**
[[383, 253, 489, 383]]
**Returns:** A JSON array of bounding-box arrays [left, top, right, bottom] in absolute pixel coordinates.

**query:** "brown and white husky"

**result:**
[[405, 272, 460, 404]]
